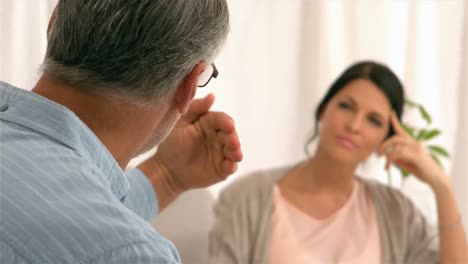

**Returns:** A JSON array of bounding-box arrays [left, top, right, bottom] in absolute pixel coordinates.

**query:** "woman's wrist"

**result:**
[[438, 215, 463, 231], [429, 176, 451, 192], [423, 166, 451, 192]]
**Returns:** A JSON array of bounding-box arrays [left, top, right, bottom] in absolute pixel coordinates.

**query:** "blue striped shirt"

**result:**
[[0, 81, 181, 263]]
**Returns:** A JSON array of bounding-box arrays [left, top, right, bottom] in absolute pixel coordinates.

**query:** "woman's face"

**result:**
[[318, 79, 392, 164]]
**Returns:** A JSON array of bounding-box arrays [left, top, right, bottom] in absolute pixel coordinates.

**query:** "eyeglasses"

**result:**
[[197, 63, 218, 87]]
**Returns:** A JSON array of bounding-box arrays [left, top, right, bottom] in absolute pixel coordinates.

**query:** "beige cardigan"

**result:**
[[208, 165, 439, 264]]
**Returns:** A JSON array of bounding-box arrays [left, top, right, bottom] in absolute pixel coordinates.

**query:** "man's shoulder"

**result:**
[[0, 168, 178, 263], [0, 140, 176, 263]]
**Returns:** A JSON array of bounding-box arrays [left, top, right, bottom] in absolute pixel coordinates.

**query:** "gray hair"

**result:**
[[43, 0, 229, 105]]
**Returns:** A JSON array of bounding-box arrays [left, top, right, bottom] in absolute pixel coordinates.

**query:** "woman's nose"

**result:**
[[346, 114, 364, 133]]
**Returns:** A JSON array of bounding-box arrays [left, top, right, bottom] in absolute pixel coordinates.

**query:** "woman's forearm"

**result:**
[[432, 180, 468, 264]]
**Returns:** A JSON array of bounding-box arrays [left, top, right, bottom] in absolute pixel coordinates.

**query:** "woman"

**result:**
[[208, 61, 467, 264]]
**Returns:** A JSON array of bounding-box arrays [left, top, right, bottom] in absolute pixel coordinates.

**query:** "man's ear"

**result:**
[[174, 62, 206, 114]]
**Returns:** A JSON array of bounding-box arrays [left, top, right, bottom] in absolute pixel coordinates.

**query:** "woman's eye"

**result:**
[[338, 102, 352, 110], [369, 117, 382, 127]]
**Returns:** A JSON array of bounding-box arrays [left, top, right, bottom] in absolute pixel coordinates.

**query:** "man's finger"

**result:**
[[185, 93, 215, 123], [221, 160, 238, 177], [202, 112, 236, 134], [218, 131, 241, 152], [224, 147, 243, 162], [220, 134, 243, 162]]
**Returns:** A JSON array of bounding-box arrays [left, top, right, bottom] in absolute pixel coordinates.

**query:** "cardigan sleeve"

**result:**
[[208, 178, 254, 264], [401, 193, 440, 264], [369, 180, 439, 264]]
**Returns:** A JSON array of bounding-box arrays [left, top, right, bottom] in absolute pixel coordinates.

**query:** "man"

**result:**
[[0, 0, 242, 263]]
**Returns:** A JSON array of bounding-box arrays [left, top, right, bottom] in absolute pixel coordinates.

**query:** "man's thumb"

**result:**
[[185, 93, 215, 123]]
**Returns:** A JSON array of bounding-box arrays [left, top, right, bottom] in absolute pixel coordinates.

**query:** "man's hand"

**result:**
[[138, 94, 243, 210]]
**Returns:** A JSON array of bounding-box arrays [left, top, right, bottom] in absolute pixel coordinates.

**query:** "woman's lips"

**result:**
[[337, 136, 358, 150]]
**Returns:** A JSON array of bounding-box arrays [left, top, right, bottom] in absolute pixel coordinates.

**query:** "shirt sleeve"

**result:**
[[0, 241, 30, 264], [122, 168, 159, 221], [90, 242, 181, 264]]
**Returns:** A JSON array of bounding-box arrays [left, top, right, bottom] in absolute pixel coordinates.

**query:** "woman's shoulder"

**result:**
[[224, 166, 290, 192], [217, 165, 293, 203], [359, 177, 402, 195], [359, 177, 420, 214]]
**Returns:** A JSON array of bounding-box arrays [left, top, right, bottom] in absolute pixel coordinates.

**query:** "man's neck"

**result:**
[[32, 74, 167, 169]]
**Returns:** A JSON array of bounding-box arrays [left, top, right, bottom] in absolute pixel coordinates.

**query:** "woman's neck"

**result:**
[[284, 148, 358, 196]]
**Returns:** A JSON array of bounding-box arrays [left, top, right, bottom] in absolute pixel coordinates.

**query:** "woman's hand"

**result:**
[[378, 112, 449, 189]]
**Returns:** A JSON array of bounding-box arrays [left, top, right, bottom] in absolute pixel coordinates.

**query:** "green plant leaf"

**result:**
[[418, 105, 432, 125], [405, 99, 418, 108], [431, 154, 442, 167], [416, 129, 427, 140], [402, 124, 416, 138], [400, 168, 410, 178], [419, 129, 441, 141], [428, 145, 450, 158], [398, 99, 451, 185]]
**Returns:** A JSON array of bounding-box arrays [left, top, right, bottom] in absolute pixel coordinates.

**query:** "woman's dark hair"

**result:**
[[305, 61, 405, 154]]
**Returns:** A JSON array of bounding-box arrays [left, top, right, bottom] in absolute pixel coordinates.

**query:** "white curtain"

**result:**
[[1, 0, 466, 226], [452, 0, 468, 233], [0, 0, 57, 89], [203, 0, 468, 226]]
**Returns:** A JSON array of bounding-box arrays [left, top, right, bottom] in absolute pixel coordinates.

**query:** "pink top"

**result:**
[[269, 180, 381, 264]]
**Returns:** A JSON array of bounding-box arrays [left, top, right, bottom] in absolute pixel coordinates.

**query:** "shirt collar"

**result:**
[[0, 81, 129, 200]]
